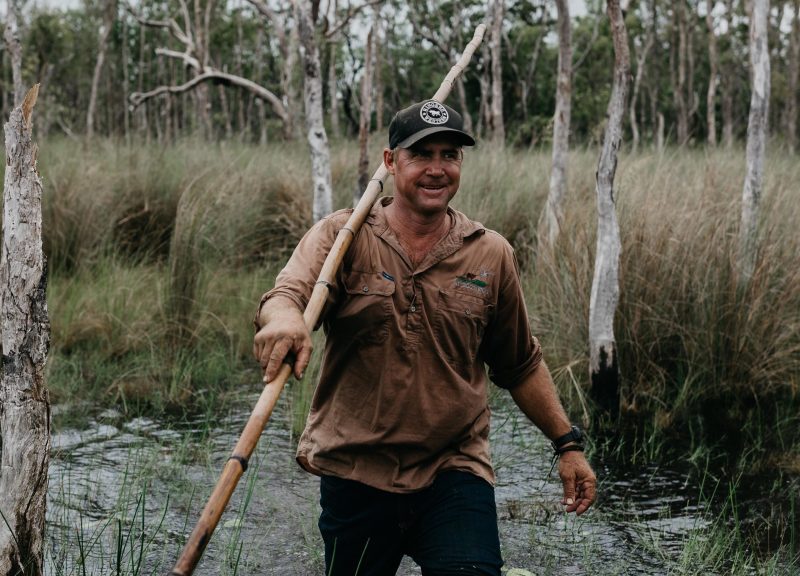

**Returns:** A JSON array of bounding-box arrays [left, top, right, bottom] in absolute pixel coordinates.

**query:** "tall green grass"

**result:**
[[19, 137, 798, 463], [522, 148, 799, 461]]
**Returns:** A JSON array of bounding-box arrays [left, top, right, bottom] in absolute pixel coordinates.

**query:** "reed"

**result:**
[[34, 138, 799, 464]]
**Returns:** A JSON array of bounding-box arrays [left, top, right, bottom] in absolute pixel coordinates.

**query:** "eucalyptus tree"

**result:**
[[672, 0, 691, 145], [738, 0, 770, 282], [720, 0, 739, 148], [356, 24, 374, 204], [86, 0, 117, 138], [489, 0, 505, 143], [247, 0, 300, 140], [294, 0, 333, 221], [405, 0, 485, 133], [504, 0, 549, 134], [128, 0, 291, 139], [629, 0, 655, 151], [540, 0, 570, 248], [589, 0, 629, 418], [787, 0, 799, 153], [705, 0, 719, 147]]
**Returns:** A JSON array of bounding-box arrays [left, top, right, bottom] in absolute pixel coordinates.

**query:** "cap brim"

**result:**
[[396, 126, 476, 149]]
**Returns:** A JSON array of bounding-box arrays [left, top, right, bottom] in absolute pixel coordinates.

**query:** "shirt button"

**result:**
[[362, 286, 369, 293]]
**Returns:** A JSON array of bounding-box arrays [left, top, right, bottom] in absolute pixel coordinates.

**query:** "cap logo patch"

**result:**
[[420, 101, 449, 125]]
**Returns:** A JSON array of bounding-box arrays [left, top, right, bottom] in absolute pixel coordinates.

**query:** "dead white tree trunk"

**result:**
[[0, 85, 51, 576], [356, 26, 374, 205], [3, 0, 24, 106], [294, 0, 333, 221], [706, 0, 719, 148], [87, 0, 117, 138], [738, 0, 770, 282], [589, 0, 629, 418], [489, 0, 505, 144], [541, 0, 571, 248]]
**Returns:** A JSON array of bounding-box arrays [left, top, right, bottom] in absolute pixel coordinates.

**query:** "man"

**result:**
[[254, 100, 596, 576]]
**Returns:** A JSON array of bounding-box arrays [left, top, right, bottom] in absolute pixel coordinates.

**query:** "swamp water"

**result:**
[[46, 392, 798, 576]]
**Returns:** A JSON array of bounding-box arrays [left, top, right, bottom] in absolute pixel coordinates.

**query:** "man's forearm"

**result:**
[[258, 295, 304, 329], [509, 360, 573, 441]]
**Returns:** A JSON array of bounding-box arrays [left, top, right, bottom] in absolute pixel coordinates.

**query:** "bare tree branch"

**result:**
[[124, 2, 194, 50], [156, 47, 201, 70], [325, 0, 384, 38], [129, 71, 289, 124], [573, 1, 602, 71], [177, 0, 193, 41]]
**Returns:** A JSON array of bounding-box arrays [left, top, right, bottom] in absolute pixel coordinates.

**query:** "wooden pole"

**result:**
[[168, 23, 487, 576]]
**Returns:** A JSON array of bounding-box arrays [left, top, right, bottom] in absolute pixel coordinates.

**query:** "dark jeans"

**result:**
[[318, 470, 503, 576]]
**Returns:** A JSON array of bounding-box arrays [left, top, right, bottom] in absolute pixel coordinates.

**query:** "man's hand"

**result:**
[[558, 450, 597, 515], [253, 302, 313, 383]]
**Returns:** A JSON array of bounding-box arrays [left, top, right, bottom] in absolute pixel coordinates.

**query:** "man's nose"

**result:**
[[425, 156, 445, 175]]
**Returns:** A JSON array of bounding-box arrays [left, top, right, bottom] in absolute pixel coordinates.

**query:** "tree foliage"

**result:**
[[1, 0, 797, 148]]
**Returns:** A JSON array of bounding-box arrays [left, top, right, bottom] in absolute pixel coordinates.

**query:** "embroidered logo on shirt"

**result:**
[[456, 275, 487, 288], [455, 271, 492, 295]]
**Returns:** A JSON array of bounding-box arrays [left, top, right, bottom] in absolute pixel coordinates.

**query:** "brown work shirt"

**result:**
[[258, 197, 542, 493]]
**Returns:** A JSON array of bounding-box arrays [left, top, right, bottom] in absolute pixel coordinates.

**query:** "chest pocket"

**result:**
[[434, 288, 492, 377], [332, 271, 396, 344]]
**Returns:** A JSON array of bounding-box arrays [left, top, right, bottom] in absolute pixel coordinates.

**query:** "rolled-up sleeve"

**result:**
[[481, 243, 543, 389], [254, 214, 341, 330]]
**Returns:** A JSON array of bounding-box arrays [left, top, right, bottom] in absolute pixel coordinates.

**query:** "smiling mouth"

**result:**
[[418, 183, 448, 192]]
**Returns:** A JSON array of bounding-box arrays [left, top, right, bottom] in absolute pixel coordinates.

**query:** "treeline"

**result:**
[[1, 0, 798, 149]]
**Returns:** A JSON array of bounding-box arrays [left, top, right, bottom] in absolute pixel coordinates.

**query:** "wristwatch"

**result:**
[[551, 425, 584, 454]]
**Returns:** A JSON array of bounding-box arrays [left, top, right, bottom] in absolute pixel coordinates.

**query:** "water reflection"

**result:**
[[46, 394, 796, 575]]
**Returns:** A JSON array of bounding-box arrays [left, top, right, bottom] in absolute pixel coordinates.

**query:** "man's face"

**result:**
[[384, 135, 463, 218]]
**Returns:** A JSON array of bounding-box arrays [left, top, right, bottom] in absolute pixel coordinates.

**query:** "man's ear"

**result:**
[[383, 148, 395, 174]]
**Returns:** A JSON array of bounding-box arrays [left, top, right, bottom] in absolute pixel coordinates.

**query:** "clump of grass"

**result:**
[[47, 257, 277, 411], [35, 137, 800, 466], [525, 147, 800, 461]]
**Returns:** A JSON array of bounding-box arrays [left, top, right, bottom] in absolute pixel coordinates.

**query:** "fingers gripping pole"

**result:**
[[169, 23, 487, 576]]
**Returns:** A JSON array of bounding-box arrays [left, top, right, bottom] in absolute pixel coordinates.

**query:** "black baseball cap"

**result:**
[[388, 100, 476, 149]]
